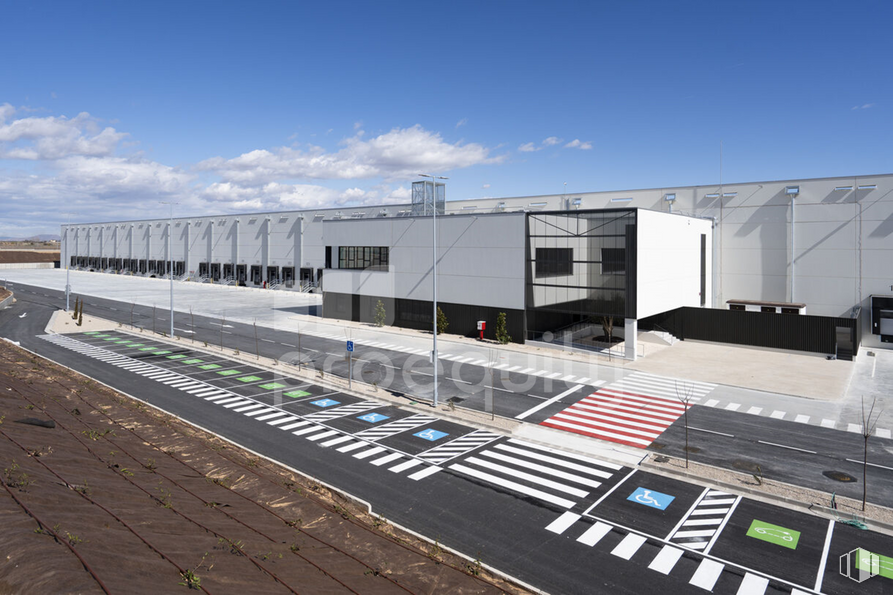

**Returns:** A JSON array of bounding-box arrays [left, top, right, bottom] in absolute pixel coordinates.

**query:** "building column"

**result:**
[[624, 318, 638, 361]]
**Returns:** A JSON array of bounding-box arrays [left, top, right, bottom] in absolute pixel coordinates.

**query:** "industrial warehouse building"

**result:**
[[61, 173, 893, 358]]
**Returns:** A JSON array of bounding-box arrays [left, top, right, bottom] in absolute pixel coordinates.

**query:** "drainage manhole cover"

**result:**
[[732, 460, 762, 473], [823, 470, 857, 482]]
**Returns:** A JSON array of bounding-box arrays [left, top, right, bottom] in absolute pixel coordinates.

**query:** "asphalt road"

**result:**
[[4, 300, 893, 593]]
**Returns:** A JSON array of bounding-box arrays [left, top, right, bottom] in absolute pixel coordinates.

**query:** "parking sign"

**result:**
[[346, 341, 354, 352]]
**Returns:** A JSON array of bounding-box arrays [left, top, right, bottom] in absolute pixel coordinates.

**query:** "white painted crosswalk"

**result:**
[[666, 488, 740, 552]]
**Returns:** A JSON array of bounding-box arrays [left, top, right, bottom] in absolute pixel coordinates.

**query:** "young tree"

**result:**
[[675, 381, 695, 469], [495, 312, 511, 344], [601, 315, 614, 343], [436, 306, 448, 335], [374, 299, 386, 327], [861, 396, 883, 511], [77, 310, 83, 327]]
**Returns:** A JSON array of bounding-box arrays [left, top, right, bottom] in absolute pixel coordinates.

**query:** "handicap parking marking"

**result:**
[[414, 428, 449, 442], [747, 519, 801, 550], [627, 487, 675, 510], [311, 398, 340, 408], [358, 412, 389, 423]]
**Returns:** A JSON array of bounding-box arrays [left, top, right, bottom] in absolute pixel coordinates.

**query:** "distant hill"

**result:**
[[0, 235, 61, 242]]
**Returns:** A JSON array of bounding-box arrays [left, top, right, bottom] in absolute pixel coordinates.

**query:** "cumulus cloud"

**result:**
[[482, 183, 491, 189], [543, 136, 562, 146], [564, 139, 592, 150], [851, 103, 875, 110], [518, 142, 539, 152], [0, 107, 127, 160], [198, 124, 504, 185]]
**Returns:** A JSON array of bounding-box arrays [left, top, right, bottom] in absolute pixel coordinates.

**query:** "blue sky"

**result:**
[[1, 1, 890, 237]]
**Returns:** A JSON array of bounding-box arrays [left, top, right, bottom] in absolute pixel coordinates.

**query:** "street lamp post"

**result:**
[[160, 201, 178, 338], [418, 174, 447, 408], [64, 213, 74, 312]]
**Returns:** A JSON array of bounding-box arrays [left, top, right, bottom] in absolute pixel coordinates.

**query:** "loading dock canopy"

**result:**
[[726, 300, 806, 309]]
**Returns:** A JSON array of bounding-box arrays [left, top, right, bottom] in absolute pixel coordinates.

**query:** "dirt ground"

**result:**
[[0, 340, 528, 595], [0, 251, 59, 264]]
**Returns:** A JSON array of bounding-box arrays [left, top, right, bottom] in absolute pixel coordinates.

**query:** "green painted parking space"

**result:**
[[856, 548, 893, 580], [128, 343, 145, 348], [237, 375, 263, 383], [153, 350, 172, 355], [139, 347, 157, 351], [103, 337, 118, 341], [114, 340, 132, 344], [258, 382, 286, 390], [166, 354, 187, 360], [216, 369, 241, 376], [747, 519, 800, 550], [284, 390, 312, 398], [198, 363, 221, 370], [83, 331, 99, 335]]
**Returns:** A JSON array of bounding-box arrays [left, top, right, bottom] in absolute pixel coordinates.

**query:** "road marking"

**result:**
[[845, 459, 893, 471], [390, 459, 423, 473], [746, 406, 762, 415], [814, 519, 835, 592], [757, 440, 816, 454], [690, 426, 734, 438], [576, 522, 613, 546], [449, 463, 575, 508], [847, 423, 861, 433], [689, 558, 724, 590], [306, 430, 339, 442], [261, 338, 275, 343], [820, 419, 836, 428], [320, 435, 354, 447], [877, 428, 892, 439], [281, 342, 296, 347], [408, 466, 442, 481], [268, 416, 297, 426], [545, 372, 562, 379], [794, 414, 810, 424], [611, 533, 646, 560], [737, 573, 769, 594], [279, 420, 310, 431], [702, 399, 719, 407], [337, 442, 368, 453], [545, 512, 581, 535], [515, 384, 583, 420], [292, 425, 323, 436], [480, 451, 603, 488], [725, 403, 741, 411], [370, 452, 403, 466], [769, 410, 786, 419], [464, 457, 589, 498], [648, 545, 683, 574], [354, 446, 387, 460]]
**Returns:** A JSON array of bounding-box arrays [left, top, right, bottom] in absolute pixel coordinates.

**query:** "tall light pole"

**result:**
[[64, 213, 74, 311], [418, 174, 447, 408], [160, 201, 178, 338]]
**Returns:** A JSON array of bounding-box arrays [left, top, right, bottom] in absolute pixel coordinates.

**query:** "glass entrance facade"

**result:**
[[526, 209, 637, 338]]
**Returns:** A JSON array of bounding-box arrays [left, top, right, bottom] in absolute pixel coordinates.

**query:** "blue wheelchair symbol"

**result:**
[[414, 428, 448, 442], [358, 412, 389, 423], [627, 487, 675, 510], [346, 341, 354, 352], [311, 399, 340, 408]]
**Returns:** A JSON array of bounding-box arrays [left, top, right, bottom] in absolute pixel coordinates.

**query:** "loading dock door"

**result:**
[[250, 265, 261, 285]]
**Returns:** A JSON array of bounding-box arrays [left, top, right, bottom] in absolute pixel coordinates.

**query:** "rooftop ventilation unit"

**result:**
[[462, 205, 478, 210], [664, 193, 676, 202], [722, 192, 737, 198], [313, 213, 325, 219], [705, 193, 720, 199], [351, 212, 365, 218], [379, 208, 389, 216], [571, 198, 582, 207], [611, 197, 633, 203], [496, 201, 506, 211], [528, 202, 548, 208], [279, 216, 289, 223], [333, 212, 343, 219], [248, 217, 257, 224]]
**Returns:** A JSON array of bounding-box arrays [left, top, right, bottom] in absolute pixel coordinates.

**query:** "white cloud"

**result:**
[[482, 183, 491, 189], [564, 139, 593, 150], [851, 103, 875, 110], [0, 109, 127, 160], [199, 125, 504, 185], [543, 136, 562, 146], [456, 118, 468, 128], [518, 142, 539, 152]]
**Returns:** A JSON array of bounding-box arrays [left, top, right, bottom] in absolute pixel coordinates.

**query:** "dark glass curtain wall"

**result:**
[[526, 209, 637, 338]]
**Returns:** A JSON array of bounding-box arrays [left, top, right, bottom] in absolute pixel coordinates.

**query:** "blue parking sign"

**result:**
[[414, 428, 448, 441], [627, 487, 675, 510], [358, 412, 389, 423], [346, 341, 354, 352], [311, 398, 340, 408]]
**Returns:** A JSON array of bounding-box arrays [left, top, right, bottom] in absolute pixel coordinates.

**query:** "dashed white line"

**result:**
[[757, 440, 816, 454]]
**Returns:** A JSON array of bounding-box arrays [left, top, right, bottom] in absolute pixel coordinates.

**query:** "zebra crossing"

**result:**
[[416, 429, 502, 465], [546, 512, 793, 594], [665, 488, 741, 553], [541, 372, 716, 449], [38, 333, 473, 482], [448, 438, 623, 509]]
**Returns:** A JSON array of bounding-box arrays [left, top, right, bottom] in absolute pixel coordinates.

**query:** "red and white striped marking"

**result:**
[[540, 373, 715, 448]]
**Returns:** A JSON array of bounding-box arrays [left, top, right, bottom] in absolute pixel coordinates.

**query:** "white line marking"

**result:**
[[291, 426, 323, 436], [746, 406, 763, 415], [448, 463, 575, 508], [611, 533, 646, 560], [306, 430, 339, 442], [370, 452, 403, 466], [337, 442, 368, 453], [267, 417, 297, 426], [702, 399, 719, 407], [689, 558, 724, 590], [845, 459, 893, 471], [279, 420, 310, 431], [814, 519, 835, 593], [737, 573, 769, 594], [464, 457, 589, 498], [390, 459, 424, 473], [515, 385, 584, 420], [545, 512, 581, 535], [320, 435, 354, 447], [576, 522, 612, 546], [794, 414, 810, 424], [770, 410, 786, 419], [848, 423, 862, 433], [725, 403, 741, 411], [408, 466, 442, 481], [877, 428, 891, 439], [648, 545, 683, 575], [354, 446, 386, 460], [757, 440, 816, 454]]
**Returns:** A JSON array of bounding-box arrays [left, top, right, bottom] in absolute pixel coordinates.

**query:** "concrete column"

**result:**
[[624, 318, 638, 361]]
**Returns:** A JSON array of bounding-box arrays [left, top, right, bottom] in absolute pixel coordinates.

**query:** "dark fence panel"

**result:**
[[640, 307, 861, 357]]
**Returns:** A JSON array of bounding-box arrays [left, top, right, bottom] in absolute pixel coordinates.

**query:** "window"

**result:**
[[601, 248, 625, 274], [338, 246, 389, 270], [729, 304, 745, 311], [535, 248, 573, 278], [761, 306, 777, 313]]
